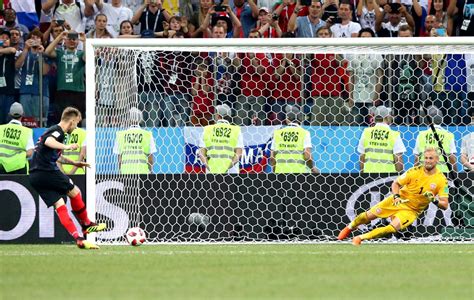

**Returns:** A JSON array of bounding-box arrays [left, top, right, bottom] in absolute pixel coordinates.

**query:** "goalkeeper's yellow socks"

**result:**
[[348, 212, 370, 229], [359, 225, 397, 241]]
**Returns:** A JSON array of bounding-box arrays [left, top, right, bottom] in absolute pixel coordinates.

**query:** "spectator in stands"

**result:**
[[375, 2, 415, 37], [131, 0, 170, 37], [429, 0, 449, 31], [200, 6, 242, 38], [257, 7, 282, 38], [271, 50, 302, 124], [346, 28, 382, 126], [328, 0, 361, 37], [96, 0, 134, 37], [231, 0, 258, 38], [191, 57, 214, 126], [398, 23, 414, 37], [2, 8, 30, 37], [159, 49, 194, 126], [322, 0, 340, 23], [43, 20, 69, 45], [237, 28, 272, 125], [189, 0, 214, 38], [272, 0, 307, 33], [448, 0, 474, 36], [288, 0, 326, 38], [8, 28, 22, 50], [45, 31, 86, 119], [0, 30, 17, 124], [156, 15, 190, 38], [15, 29, 51, 124], [42, 0, 95, 33], [86, 14, 113, 38], [118, 20, 140, 37], [356, 0, 379, 32], [310, 26, 353, 126], [419, 14, 437, 36]]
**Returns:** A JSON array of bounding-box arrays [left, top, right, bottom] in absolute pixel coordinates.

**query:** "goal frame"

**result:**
[[85, 37, 474, 244]]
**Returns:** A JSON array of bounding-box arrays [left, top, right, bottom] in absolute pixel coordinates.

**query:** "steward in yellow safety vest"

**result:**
[[358, 105, 406, 173], [114, 108, 156, 174], [0, 102, 34, 174], [270, 105, 319, 174], [414, 106, 457, 173], [59, 127, 87, 174], [199, 104, 243, 174]]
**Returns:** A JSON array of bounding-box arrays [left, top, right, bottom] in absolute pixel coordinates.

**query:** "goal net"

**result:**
[[86, 38, 474, 244]]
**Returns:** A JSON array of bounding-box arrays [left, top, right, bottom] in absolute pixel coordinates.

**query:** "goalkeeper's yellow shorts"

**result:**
[[369, 195, 419, 230]]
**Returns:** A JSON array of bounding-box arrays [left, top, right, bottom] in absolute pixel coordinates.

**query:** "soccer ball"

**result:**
[[125, 227, 146, 246]]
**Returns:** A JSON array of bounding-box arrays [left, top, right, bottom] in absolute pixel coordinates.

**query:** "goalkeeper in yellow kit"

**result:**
[[338, 147, 449, 245]]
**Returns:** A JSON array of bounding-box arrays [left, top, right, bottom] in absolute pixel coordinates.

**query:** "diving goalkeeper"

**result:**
[[338, 147, 449, 245]]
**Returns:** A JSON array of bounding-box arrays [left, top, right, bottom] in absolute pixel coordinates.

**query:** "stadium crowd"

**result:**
[[0, 0, 473, 128]]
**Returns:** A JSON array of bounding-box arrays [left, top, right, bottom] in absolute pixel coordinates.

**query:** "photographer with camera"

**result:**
[[288, 0, 326, 37], [199, 4, 242, 38], [375, 2, 415, 37], [0, 30, 17, 124], [256, 7, 282, 38], [15, 29, 51, 124], [328, 0, 361, 37]]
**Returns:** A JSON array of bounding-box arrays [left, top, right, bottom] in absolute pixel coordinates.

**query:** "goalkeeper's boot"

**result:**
[[352, 236, 362, 246], [82, 222, 107, 235], [76, 237, 100, 250], [337, 226, 352, 240]]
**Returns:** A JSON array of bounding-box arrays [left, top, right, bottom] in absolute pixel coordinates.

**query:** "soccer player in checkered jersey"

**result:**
[[29, 107, 106, 249], [338, 147, 449, 245]]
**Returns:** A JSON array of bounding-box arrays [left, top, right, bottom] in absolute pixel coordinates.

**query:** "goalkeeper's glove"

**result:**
[[393, 194, 409, 206], [423, 191, 439, 206]]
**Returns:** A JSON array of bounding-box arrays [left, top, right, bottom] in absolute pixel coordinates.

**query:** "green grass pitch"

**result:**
[[1, 244, 473, 300]]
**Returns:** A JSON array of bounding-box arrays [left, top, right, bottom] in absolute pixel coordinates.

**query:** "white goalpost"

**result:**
[[86, 37, 474, 244]]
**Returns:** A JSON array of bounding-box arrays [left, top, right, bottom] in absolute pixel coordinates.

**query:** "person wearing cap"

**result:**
[[414, 105, 457, 173], [270, 106, 319, 173], [357, 105, 406, 173], [200, 5, 242, 38], [256, 6, 282, 38], [58, 126, 87, 175], [460, 107, 474, 172], [0, 102, 34, 174], [113, 107, 157, 174], [199, 104, 243, 174], [0, 30, 17, 124]]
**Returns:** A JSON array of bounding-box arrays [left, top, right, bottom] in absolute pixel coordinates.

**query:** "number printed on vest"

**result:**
[[370, 129, 389, 140], [425, 133, 444, 144], [213, 127, 231, 138], [69, 133, 79, 144], [125, 133, 143, 143], [3, 127, 22, 140], [281, 131, 299, 142]]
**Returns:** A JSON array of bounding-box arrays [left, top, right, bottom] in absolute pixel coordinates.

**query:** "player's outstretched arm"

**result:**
[[44, 137, 78, 151]]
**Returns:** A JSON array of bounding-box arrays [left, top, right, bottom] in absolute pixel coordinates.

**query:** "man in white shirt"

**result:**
[[42, 0, 96, 33], [329, 0, 361, 38], [96, 0, 134, 37]]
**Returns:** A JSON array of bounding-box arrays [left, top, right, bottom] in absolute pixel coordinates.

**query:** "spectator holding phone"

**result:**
[[328, 0, 361, 38], [131, 0, 170, 37], [15, 29, 51, 124], [45, 31, 87, 119]]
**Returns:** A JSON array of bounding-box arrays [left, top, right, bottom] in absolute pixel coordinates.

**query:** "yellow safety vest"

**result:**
[[62, 127, 86, 174], [416, 128, 454, 173], [362, 125, 399, 173], [0, 122, 32, 173], [273, 126, 308, 173], [203, 122, 240, 174], [117, 127, 152, 174]]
